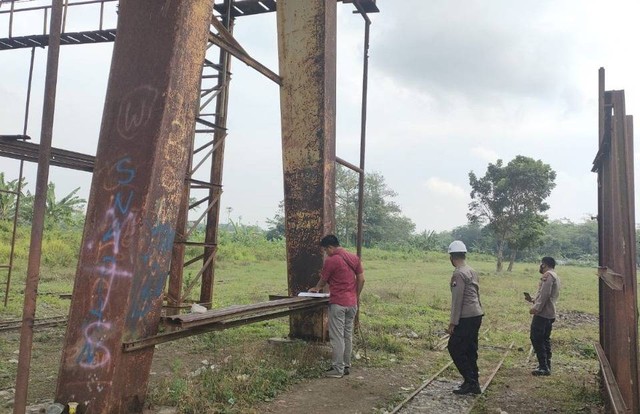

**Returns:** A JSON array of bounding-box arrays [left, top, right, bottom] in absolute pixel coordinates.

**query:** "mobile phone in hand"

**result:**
[[523, 292, 532, 302]]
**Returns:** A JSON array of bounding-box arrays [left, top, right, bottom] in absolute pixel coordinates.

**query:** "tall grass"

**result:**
[[0, 225, 603, 412]]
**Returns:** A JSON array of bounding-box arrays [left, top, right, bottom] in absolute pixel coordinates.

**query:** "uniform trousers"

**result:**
[[447, 315, 483, 384], [530, 315, 554, 370], [328, 303, 357, 374]]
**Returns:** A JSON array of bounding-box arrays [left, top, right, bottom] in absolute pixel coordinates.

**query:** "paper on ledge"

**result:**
[[298, 292, 329, 298]]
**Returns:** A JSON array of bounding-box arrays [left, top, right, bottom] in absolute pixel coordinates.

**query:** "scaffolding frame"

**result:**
[[0, 0, 378, 411]]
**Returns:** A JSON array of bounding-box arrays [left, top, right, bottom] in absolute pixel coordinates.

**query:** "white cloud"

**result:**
[[2, 1, 640, 232], [547, 171, 597, 222], [471, 147, 499, 163], [424, 177, 467, 199]]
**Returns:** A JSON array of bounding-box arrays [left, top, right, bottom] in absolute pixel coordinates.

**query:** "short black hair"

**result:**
[[541, 256, 556, 268], [450, 252, 466, 260], [320, 234, 340, 247]]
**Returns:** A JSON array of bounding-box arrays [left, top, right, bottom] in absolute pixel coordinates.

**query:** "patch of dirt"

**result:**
[[254, 364, 421, 414], [2, 326, 605, 414], [555, 311, 599, 328], [255, 347, 605, 414]]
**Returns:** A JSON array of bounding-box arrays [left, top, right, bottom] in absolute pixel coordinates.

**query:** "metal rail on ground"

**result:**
[[388, 338, 513, 414]]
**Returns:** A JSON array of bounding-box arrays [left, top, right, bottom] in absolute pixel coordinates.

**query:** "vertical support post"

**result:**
[[202, 1, 234, 307], [166, 166, 192, 314], [277, 0, 337, 339], [55, 1, 212, 412], [4, 47, 36, 308], [356, 16, 370, 257], [599, 89, 640, 413], [13, 3, 62, 413], [597, 68, 605, 347], [616, 99, 639, 411]]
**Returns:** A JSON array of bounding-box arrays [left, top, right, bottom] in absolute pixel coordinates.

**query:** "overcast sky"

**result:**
[[1, 0, 639, 232]]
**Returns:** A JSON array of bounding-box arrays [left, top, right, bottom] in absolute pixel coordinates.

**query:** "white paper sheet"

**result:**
[[297, 292, 330, 298]]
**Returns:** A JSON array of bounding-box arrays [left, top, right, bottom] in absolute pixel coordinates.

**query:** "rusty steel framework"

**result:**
[[592, 67, 639, 414], [0, 0, 378, 412]]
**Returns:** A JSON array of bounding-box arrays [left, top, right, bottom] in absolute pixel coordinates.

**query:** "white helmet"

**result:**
[[448, 240, 467, 253]]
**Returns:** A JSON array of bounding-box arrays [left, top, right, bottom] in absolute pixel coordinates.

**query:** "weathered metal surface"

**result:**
[[123, 298, 328, 352], [55, 1, 213, 412], [211, 0, 379, 18], [355, 11, 370, 257], [0, 29, 116, 50], [595, 342, 631, 414], [200, 0, 234, 308], [0, 139, 95, 171], [277, 0, 337, 339], [594, 70, 640, 413], [14, 3, 63, 413], [164, 296, 329, 328], [0, 0, 118, 50]]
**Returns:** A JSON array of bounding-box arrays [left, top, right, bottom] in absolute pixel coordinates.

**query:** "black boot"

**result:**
[[453, 380, 481, 395], [531, 367, 550, 376], [532, 353, 550, 376]]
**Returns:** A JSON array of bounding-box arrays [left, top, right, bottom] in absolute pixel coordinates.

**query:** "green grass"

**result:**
[[0, 237, 604, 412]]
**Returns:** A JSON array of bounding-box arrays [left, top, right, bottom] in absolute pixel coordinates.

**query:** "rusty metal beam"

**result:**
[[595, 342, 631, 414], [207, 31, 281, 85], [0, 138, 95, 171], [164, 296, 329, 328], [355, 13, 370, 257], [122, 299, 328, 352], [55, 1, 213, 412], [595, 78, 640, 413], [13, 2, 63, 413], [277, 0, 336, 340]]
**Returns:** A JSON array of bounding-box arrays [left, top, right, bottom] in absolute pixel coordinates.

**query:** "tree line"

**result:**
[[0, 157, 610, 269], [267, 156, 600, 269]]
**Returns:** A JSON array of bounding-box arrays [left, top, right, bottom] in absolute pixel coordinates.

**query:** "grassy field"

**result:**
[[0, 245, 604, 413]]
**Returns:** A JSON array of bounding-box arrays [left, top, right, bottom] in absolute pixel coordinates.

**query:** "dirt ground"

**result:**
[[1, 318, 604, 414]]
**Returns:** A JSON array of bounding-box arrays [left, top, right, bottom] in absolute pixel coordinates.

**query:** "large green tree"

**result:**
[[468, 156, 556, 272], [336, 167, 415, 247]]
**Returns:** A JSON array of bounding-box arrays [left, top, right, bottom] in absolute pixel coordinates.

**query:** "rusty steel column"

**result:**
[[355, 16, 370, 257], [597, 68, 605, 347], [14, 2, 63, 413], [55, 1, 213, 413], [598, 88, 640, 413], [277, 0, 337, 339]]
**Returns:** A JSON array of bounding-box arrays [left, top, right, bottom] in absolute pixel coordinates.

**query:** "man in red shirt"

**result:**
[[309, 235, 365, 378]]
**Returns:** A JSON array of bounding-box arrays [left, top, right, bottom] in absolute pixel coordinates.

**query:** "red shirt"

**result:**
[[320, 248, 363, 307]]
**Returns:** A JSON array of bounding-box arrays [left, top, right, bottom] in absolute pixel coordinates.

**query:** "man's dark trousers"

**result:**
[[448, 315, 483, 384], [530, 315, 554, 371]]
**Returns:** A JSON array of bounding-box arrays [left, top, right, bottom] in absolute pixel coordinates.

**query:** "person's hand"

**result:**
[[529, 307, 538, 315], [309, 286, 320, 293], [446, 324, 456, 335]]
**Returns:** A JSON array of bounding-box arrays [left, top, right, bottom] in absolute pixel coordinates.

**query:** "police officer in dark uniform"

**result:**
[[446, 240, 484, 395]]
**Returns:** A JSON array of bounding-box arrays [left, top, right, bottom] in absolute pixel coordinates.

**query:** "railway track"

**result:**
[[0, 315, 67, 332], [389, 341, 514, 414]]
